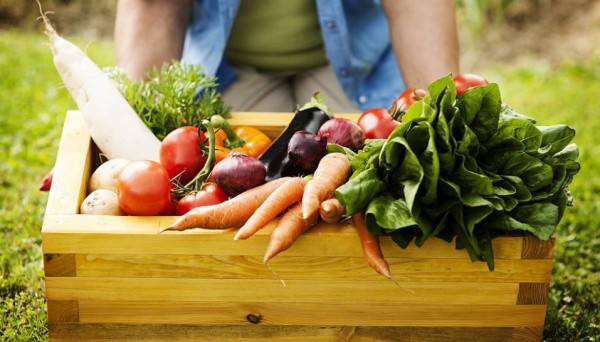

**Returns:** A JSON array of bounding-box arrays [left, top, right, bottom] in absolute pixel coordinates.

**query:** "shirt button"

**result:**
[[326, 21, 336, 29], [359, 95, 367, 104], [340, 68, 349, 77]]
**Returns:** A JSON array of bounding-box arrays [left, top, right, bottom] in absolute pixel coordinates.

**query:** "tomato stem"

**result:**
[[171, 120, 218, 199], [211, 115, 246, 149]]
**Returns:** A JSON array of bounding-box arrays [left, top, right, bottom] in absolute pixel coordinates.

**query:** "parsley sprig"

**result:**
[[106, 62, 231, 140]]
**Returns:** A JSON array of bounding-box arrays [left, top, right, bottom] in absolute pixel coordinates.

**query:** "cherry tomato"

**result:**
[[357, 107, 400, 139], [160, 126, 207, 185], [453, 73, 489, 96], [175, 182, 229, 215], [117, 160, 172, 216], [389, 88, 427, 116]]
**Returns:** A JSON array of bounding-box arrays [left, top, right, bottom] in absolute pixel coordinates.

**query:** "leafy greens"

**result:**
[[333, 75, 580, 270]]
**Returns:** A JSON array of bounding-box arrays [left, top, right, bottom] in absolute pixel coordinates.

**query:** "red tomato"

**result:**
[[453, 73, 489, 96], [175, 182, 229, 215], [389, 88, 427, 116], [160, 126, 207, 184], [117, 160, 172, 216], [357, 107, 400, 139]]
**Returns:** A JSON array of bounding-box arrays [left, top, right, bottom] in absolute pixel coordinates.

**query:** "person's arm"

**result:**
[[382, 0, 460, 89], [114, 0, 192, 80]]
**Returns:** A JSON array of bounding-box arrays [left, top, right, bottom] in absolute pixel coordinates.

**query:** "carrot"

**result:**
[[234, 177, 308, 240], [263, 202, 319, 264], [319, 197, 346, 223], [301, 152, 351, 219], [37, 1, 161, 162], [352, 212, 392, 279], [163, 177, 290, 232]]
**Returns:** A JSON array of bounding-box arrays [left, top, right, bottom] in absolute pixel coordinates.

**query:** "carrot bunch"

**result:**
[[164, 152, 397, 281]]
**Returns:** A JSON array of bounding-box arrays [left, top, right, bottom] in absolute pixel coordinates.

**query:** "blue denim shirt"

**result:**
[[182, 0, 405, 110]]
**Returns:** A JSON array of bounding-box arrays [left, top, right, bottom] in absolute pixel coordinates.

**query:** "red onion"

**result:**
[[212, 152, 266, 197], [287, 130, 328, 174], [317, 117, 365, 152]]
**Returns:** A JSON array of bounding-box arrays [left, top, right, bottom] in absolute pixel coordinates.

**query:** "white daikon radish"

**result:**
[[39, 4, 160, 161]]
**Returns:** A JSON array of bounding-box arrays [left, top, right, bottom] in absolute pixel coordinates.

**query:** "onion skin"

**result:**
[[212, 152, 266, 197], [288, 130, 328, 174], [317, 117, 365, 152]]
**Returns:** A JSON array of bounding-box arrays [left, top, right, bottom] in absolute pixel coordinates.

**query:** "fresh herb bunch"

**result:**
[[330, 74, 580, 271], [106, 62, 231, 140]]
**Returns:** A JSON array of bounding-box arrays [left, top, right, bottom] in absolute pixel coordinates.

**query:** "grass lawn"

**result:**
[[0, 30, 598, 341]]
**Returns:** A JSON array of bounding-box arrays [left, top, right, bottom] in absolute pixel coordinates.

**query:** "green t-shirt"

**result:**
[[224, 0, 328, 75]]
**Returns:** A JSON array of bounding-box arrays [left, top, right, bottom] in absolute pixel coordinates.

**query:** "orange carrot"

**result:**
[[235, 177, 308, 240], [263, 202, 319, 264], [301, 152, 351, 219], [162, 177, 290, 232], [353, 212, 392, 279], [319, 197, 346, 223]]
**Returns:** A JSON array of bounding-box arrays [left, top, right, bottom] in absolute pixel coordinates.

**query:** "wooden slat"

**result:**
[[72, 253, 552, 283], [41, 214, 525, 260], [45, 277, 519, 305], [47, 323, 542, 342], [48, 323, 342, 342], [75, 301, 546, 327], [43, 111, 91, 216], [352, 326, 515, 342]]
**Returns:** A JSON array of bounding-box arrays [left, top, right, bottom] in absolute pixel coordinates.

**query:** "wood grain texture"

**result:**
[[47, 300, 79, 323], [72, 253, 552, 283], [47, 323, 543, 342], [74, 301, 546, 327], [41, 213, 524, 260], [521, 235, 555, 259], [517, 283, 550, 305], [512, 327, 544, 342], [45, 276, 520, 306]]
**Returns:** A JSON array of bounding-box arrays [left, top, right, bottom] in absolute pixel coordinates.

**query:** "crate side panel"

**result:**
[[73, 253, 553, 283], [41, 214, 525, 259], [44, 277, 520, 305]]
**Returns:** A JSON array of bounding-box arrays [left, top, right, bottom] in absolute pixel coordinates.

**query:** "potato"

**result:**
[[80, 189, 124, 215], [88, 158, 131, 193]]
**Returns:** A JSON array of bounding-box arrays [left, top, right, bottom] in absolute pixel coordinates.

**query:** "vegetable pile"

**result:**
[[333, 75, 580, 270], [40, 10, 579, 277]]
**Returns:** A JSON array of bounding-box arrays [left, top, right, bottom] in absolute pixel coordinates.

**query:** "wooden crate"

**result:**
[[42, 111, 555, 342]]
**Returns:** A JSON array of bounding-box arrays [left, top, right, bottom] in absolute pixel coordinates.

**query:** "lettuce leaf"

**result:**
[[335, 74, 580, 270]]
